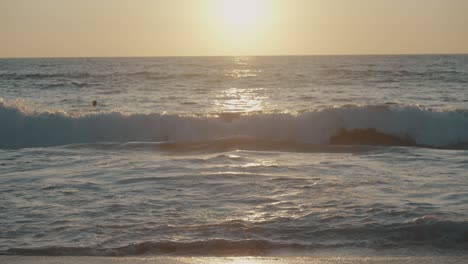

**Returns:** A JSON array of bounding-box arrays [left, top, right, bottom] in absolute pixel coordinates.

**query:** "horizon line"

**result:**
[[1, 52, 468, 60]]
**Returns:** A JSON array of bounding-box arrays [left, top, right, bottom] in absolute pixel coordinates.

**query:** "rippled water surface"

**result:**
[[1, 55, 467, 114], [0, 55, 467, 256]]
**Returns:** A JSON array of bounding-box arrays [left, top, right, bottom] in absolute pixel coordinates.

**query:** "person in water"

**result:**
[[92, 100, 97, 107]]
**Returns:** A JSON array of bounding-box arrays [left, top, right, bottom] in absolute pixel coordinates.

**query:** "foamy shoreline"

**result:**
[[1, 256, 467, 264]]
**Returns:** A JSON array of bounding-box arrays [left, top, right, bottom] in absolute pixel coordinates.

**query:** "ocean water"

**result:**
[[0, 55, 467, 256]]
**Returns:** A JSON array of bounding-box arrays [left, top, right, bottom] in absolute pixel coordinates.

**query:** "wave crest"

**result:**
[[1, 101, 468, 149]]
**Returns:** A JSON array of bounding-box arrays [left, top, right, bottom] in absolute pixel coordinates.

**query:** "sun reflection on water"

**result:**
[[233, 56, 250, 66], [228, 69, 259, 78], [212, 57, 268, 113], [215, 87, 267, 113]]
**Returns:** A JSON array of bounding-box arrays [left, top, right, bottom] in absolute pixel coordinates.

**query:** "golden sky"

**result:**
[[1, 0, 468, 57]]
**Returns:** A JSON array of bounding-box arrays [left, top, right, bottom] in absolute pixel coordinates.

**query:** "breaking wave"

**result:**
[[1, 100, 468, 149]]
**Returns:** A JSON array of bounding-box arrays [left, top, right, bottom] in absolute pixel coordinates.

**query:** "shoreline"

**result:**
[[1, 256, 467, 264]]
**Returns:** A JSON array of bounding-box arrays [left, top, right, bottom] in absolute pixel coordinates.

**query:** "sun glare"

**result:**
[[217, 0, 266, 30]]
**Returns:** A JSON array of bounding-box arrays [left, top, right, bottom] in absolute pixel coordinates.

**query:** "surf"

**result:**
[[1, 100, 468, 150]]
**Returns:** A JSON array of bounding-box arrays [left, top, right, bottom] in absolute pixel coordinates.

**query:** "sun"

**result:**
[[217, 0, 266, 30]]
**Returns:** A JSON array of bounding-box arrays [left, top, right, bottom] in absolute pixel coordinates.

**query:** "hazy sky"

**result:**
[[1, 0, 468, 57]]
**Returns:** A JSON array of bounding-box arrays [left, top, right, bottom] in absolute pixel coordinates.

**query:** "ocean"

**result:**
[[0, 55, 467, 257]]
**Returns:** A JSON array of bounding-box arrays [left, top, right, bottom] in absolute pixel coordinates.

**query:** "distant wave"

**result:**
[[1, 100, 468, 149], [0, 72, 94, 80], [322, 68, 468, 82], [126, 71, 208, 80], [3, 68, 466, 81], [0, 71, 212, 81], [3, 219, 467, 256]]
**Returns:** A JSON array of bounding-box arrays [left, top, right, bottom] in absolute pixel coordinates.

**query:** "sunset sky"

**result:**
[[1, 0, 468, 58]]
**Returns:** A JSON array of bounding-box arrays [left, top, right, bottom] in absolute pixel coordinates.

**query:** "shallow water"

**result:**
[[0, 55, 467, 256]]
